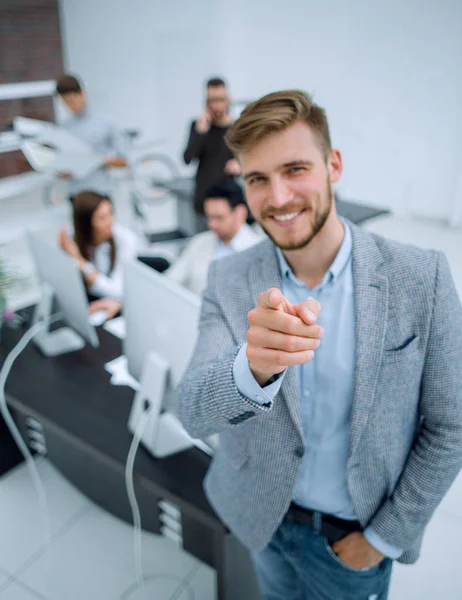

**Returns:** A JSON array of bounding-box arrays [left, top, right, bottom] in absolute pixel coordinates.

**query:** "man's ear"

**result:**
[[328, 149, 343, 184]]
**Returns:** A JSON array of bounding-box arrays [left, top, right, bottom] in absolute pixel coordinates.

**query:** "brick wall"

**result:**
[[0, 0, 63, 177]]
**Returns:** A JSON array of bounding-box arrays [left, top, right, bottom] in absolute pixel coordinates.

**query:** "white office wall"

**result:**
[[149, 28, 225, 163], [221, 0, 462, 219], [60, 0, 161, 143], [59, 0, 462, 220], [59, 0, 225, 167]]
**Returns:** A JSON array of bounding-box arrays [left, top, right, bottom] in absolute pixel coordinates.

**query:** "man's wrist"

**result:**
[[233, 344, 283, 407], [250, 369, 271, 387], [363, 526, 403, 559], [250, 367, 283, 388]]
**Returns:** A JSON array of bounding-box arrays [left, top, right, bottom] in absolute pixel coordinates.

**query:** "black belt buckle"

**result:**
[[287, 504, 361, 543], [287, 503, 315, 528]]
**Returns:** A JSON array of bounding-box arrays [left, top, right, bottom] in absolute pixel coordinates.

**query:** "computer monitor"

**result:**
[[123, 259, 207, 457], [27, 231, 99, 356], [124, 259, 200, 384]]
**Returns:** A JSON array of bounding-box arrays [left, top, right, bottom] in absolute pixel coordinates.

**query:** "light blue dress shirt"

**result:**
[[63, 109, 128, 197], [233, 221, 402, 559]]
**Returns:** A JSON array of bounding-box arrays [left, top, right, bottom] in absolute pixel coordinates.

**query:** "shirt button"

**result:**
[[256, 395, 263, 402], [303, 389, 311, 398], [295, 447, 305, 458]]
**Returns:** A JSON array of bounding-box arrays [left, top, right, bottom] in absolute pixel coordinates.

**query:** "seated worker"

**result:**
[[165, 180, 261, 296], [59, 191, 138, 311], [55, 74, 129, 201]]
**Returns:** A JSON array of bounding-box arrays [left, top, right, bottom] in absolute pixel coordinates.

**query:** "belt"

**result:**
[[286, 503, 362, 543]]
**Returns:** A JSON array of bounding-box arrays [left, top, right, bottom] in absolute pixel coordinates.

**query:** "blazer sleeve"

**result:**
[[178, 260, 272, 439], [368, 251, 462, 551]]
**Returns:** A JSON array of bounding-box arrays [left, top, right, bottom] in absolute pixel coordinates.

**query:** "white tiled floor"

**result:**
[[1, 185, 462, 599], [0, 459, 214, 600], [0, 581, 49, 600], [0, 575, 9, 592], [18, 503, 200, 600], [0, 458, 88, 574]]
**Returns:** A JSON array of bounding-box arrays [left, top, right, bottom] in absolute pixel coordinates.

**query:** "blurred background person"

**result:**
[[166, 179, 260, 295], [183, 77, 241, 232], [55, 74, 129, 201], [58, 191, 138, 306]]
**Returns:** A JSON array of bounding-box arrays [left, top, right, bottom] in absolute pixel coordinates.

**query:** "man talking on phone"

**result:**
[[179, 90, 462, 599], [183, 77, 241, 232]]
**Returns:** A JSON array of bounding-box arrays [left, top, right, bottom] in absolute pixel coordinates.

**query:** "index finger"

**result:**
[[294, 297, 322, 325], [255, 309, 324, 339], [257, 288, 296, 316]]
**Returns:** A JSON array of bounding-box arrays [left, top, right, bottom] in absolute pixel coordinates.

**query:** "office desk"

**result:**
[[0, 318, 260, 600], [158, 178, 390, 228]]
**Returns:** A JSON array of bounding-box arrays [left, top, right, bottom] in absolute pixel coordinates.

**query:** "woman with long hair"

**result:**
[[59, 191, 138, 317]]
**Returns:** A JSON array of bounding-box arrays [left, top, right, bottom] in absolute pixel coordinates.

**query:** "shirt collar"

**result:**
[[229, 224, 249, 250], [275, 219, 352, 287], [217, 224, 248, 251]]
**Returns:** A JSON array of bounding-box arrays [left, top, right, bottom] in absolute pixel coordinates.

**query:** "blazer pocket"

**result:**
[[220, 430, 250, 471], [383, 335, 420, 362]]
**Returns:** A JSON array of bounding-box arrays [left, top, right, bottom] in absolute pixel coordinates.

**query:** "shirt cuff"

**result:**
[[363, 526, 403, 560], [233, 343, 285, 406]]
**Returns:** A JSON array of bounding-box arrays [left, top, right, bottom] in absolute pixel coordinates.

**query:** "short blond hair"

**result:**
[[226, 90, 331, 160]]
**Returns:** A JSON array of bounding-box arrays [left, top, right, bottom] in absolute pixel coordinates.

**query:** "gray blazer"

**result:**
[[179, 221, 462, 565]]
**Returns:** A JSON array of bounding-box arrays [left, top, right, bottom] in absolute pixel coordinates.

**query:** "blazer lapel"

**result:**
[[349, 225, 389, 458], [247, 241, 304, 441], [247, 240, 282, 307]]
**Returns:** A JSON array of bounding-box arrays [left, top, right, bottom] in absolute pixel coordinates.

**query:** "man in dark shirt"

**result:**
[[183, 78, 241, 230]]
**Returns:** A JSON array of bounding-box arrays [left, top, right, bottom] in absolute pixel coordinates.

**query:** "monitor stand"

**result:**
[[127, 352, 193, 458], [32, 283, 85, 357]]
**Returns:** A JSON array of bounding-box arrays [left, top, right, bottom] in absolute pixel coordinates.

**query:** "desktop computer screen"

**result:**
[[27, 231, 99, 356], [123, 259, 200, 390], [123, 259, 210, 457]]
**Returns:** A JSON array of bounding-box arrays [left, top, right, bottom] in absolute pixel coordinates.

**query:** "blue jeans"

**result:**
[[252, 515, 393, 600]]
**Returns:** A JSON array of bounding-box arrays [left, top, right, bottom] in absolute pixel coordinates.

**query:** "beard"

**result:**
[[257, 179, 333, 251]]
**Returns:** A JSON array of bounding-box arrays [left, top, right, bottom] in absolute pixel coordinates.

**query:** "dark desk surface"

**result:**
[[2, 316, 218, 529]]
